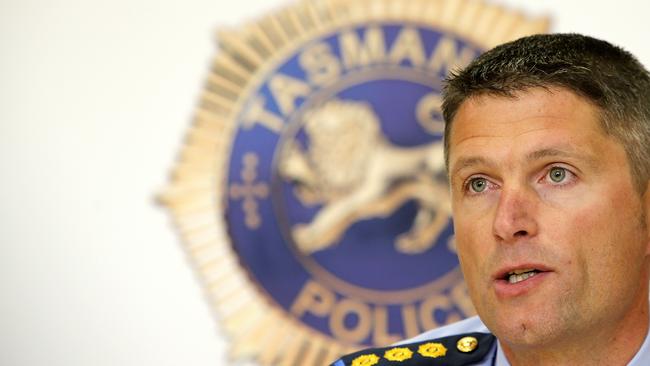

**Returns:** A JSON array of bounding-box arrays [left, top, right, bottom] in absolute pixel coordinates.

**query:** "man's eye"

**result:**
[[469, 178, 488, 193], [548, 167, 567, 183]]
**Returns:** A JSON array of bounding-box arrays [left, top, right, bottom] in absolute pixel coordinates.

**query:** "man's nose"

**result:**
[[492, 185, 538, 243]]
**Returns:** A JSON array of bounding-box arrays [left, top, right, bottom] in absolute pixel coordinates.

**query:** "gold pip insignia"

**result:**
[[417, 342, 447, 358], [384, 347, 413, 361], [161, 0, 548, 365], [352, 353, 380, 366]]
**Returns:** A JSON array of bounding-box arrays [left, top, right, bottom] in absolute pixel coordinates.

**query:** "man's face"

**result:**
[[448, 87, 650, 349]]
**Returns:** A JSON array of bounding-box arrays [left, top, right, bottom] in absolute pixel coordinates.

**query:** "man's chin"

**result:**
[[483, 305, 564, 348]]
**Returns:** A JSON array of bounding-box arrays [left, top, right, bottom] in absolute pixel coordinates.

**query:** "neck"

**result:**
[[501, 287, 649, 366]]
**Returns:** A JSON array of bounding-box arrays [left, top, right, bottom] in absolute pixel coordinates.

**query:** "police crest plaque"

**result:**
[[162, 0, 548, 364]]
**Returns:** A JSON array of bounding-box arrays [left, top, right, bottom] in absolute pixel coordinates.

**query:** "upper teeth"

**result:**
[[509, 269, 534, 275], [508, 269, 537, 284]]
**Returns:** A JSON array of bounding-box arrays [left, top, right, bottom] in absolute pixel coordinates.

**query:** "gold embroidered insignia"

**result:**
[[418, 342, 447, 358], [352, 353, 380, 366], [384, 347, 414, 361]]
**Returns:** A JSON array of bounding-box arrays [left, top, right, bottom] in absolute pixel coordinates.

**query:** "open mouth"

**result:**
[[505, 269, 540, 284], [493, 266, 551, 296]]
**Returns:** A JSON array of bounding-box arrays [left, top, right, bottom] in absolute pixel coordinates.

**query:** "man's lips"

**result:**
[[492, 264, 552, 281], [492, 264, 553, 298]]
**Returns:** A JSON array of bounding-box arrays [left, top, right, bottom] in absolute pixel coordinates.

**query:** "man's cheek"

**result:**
[[455, 238, 483, 285], [552, 208, 613, 278], [543, 203, 599, 242]]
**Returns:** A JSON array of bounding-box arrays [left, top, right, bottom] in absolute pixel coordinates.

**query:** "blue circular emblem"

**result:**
[[225, 24, 482, 346]]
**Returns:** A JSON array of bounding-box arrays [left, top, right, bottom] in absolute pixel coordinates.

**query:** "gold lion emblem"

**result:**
[[280, 99, 451, 255]]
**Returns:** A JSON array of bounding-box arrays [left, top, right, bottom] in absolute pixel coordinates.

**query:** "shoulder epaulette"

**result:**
[[331, 332, 495, 366]]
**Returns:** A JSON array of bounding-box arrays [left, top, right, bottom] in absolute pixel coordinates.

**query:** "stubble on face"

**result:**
[[448, 87, 650, 364]]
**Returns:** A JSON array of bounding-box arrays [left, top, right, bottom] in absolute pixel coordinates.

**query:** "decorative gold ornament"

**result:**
[[384, 347, 414, 361], [161, 0, 549, 365], [352, 354, 380, 366], [418, 342, 447, 358], [457, 336, 478, 353], [228, 153, 269, 229]]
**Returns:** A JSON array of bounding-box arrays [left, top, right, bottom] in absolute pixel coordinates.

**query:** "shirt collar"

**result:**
[[494, 340, 509, 366]]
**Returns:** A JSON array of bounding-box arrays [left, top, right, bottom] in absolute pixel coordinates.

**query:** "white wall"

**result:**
[[2, 1, 649, 365]]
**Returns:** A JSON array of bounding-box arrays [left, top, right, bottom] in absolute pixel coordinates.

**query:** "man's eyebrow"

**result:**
[[450, 147, 595, 178], [449, 156, 494, 178], [526, 148, 579, 161], [525, 147, 596, 166]]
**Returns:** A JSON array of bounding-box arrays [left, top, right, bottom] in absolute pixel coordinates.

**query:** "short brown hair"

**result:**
[[442, 33, 650, 193]]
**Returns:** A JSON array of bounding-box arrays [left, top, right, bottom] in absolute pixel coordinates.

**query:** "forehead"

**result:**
[[452, 87, 602, 138], [447, 88, 611, 170]]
